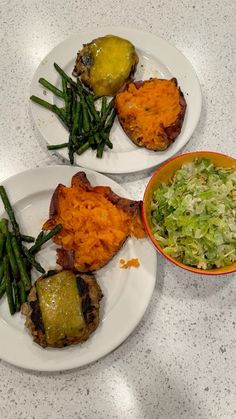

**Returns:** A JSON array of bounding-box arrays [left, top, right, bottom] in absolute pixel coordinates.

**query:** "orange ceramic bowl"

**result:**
[[142, 151, 236, 275]]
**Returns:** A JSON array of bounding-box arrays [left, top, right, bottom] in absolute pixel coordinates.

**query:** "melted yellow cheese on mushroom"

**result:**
[[87, 35, 138, 96]]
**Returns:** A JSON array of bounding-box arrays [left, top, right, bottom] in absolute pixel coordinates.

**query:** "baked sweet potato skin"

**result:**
[[43, 172, 145, 272], [115, 78, 187, 151], [48, 172, 141, 219]]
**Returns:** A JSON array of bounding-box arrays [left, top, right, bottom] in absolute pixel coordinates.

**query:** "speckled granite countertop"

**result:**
[[0, 1, 235, 418]]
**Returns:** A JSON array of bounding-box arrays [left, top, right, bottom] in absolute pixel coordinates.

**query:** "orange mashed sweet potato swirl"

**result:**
[[115, 78, 182, 150], [43, 183, 145, 272], [120, 258, 140, 269]]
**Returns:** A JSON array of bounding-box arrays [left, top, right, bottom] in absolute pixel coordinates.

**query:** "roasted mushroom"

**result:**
[[21, 270, 102, 348], [73, 35, 139, 96]]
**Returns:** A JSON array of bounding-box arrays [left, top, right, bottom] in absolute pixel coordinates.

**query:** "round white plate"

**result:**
[[30, 27, 202, 174], [0, 166, 157, 371]]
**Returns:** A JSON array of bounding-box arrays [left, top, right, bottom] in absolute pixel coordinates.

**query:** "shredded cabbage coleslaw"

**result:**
[[151, 158, 236, 269]]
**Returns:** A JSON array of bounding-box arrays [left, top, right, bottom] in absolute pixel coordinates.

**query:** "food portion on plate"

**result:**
[[0, 170, 148, 351], [21, 269, 102, 348], [0, 185, 61, 316], [119, 258, 140, 269], [115, 78, 187, 151], [147, 157, 236, 270], [43, 171, 146, 272], [73, 34, 139, 96], [30, 63, 116, 163], [30, 32, 188, 165]]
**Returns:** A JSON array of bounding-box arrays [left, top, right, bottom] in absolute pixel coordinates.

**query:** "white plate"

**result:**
[[30, 27, 202, 174], [0, 166, 157, 371]]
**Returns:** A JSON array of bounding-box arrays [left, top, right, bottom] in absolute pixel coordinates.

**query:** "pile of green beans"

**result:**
[[30, 63, 117, 163], [0, 186, 61, 315]]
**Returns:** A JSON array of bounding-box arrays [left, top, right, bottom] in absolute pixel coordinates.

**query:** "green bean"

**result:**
[[30, 96, 68, 127], [67, 87, 73, 128], [0, 263, 4, 283], [13, 280, 20, 312], [81, 99, 90, 132], [11, 236, 31, 291], [88, 136, 95, 147], [61, 78, 71, 125], [3, 255, 15, 315], [47, 143, 68, 150], [72, 99, 79, 129], [0, 218, 10, 237], [6, 236, 19, 278], [62, 77, 68, 96], [75, 127, 97, 143], [74, 119, 109, 146], [105, 108, 116, 132], [101, 132, 113, 149], [94, 133, 100, 145], [0, 280, 6, 300], [0, 189, 21, 242], [76, 77, 92, 96], [68, 134, 74, 165], [21, 234, 35, 243], [22, 246, 45, 274], [100, 99, 115, 125], [73, 103, 115, 150], [96, 141, 106, 158], [73, 102, 114, 148], [77, 108, 83, 135], [76, 77, 84, 96], [0, 219, 19, 278], [34, 230, 44, 245], [0, 232, 5, 259], [101, 97, 107, 117], [68, 90, 80, 164], [106, 139, 113, 149], [54, 63, 77, 89], [67, 91, 74, 164], [71, 101, 81, 141], [34, 63, 117, 162], [86, 96, 100, 122], [55, 63, 90, 97], [76, 141, 90, 155], [30, 94, 57, 112], [38, 78, 64, 98], [29, 224, 62, 255]]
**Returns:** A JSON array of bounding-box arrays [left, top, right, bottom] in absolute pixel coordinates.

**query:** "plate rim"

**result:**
[[0, 165, 157, 371], [30, 26, 202, 174]]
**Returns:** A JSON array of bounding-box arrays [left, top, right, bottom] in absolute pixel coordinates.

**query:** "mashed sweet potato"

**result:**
[[120, 258, 140, 269], [115, 78, 187, 151], [43, 172, 146, 272]]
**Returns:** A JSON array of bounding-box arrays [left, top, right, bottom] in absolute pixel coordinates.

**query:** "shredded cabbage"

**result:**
[[151, 158, 236, 269]]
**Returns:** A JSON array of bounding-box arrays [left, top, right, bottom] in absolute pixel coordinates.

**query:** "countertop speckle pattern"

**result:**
[[0, 1, 236, 418]]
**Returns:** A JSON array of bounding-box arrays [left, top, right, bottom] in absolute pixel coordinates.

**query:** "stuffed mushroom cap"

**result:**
[[73, 34, 139, 96], [21, 270, 102, 348]]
